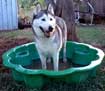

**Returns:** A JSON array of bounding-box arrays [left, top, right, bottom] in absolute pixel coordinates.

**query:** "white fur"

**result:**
[[32, 26, 62, 71], [35, 35, 60, 70], [32, 4, 67, 71], [33, 14, 56, 35]]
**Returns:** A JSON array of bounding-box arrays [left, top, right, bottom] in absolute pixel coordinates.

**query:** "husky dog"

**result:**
[[32, 4, 67, 71]]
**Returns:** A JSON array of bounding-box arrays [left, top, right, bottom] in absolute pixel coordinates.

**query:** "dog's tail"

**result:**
[[56, 17, 67, 62], [61, 19, 67, 62]]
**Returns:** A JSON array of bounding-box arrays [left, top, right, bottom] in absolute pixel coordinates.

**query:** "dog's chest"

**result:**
[[36, 37, 58, 55]]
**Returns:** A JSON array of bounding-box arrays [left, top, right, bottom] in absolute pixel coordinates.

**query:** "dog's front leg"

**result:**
[[38, 51, 47, 69], [53, 52, 59, 71], [40, 54, 47, 69]]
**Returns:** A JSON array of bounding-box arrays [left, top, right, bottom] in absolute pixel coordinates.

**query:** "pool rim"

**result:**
[[2, 41, 105, 76]]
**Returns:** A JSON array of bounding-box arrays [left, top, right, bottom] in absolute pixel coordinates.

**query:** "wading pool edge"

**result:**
[[2, 41, 104, 88]]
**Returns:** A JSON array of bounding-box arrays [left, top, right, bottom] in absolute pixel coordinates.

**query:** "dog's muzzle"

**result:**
[[39, 26, 54, 38], [48, 26, 53, 32]]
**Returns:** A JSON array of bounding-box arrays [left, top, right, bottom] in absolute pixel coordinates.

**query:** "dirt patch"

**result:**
[[0, 37, 32, 73]]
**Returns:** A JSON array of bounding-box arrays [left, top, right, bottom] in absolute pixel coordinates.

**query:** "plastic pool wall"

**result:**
[[2, 41, 104, 88]]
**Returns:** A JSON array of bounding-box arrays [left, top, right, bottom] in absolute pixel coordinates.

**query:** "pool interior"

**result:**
[[23, 58, 89, 71], [9, 42, 99, 71]]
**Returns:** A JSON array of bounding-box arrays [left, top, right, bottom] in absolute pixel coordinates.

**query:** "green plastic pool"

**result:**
[[2, 41, 104, 88]]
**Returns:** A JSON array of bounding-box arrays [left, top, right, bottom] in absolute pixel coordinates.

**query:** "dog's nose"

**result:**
[[48, 26, 53, 32]]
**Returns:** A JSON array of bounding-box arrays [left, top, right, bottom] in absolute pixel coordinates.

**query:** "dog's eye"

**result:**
[[50, 18, 53, 21], [42, 18, 46, 21]]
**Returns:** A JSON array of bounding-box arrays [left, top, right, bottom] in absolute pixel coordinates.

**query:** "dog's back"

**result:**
[[56, 16, 67, 44]]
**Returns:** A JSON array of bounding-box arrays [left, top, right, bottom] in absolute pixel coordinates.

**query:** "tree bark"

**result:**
[[54, 0, 79, 41], [45, 0, 79, 41]]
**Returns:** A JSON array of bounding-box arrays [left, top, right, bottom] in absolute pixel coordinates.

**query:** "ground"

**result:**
[[0, 25, 105, 91]]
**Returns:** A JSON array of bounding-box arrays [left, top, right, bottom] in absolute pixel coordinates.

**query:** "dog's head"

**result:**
[[32, 4, 56, 38]]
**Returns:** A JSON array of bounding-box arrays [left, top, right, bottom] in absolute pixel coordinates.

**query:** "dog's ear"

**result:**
[[47, 4, 54, 15], [33, 3, 42, 15], [32, 14, 37, 20]]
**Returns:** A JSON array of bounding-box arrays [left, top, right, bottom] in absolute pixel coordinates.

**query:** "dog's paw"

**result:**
[[63, 58, 67, 63], [47, 58, 51, 63], [42, 65, 47, 70]]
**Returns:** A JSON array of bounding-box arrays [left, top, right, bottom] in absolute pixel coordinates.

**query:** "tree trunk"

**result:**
[[54, 0, 79, 41], [45, 0, 79, 41]]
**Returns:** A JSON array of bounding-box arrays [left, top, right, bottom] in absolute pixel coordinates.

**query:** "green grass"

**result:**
[[0, 28, 34, 40], [76, 25, 105, 46], [1, 25, 105, 46]]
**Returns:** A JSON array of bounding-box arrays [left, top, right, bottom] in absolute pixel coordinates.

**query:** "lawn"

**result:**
[[0, 25, 105, 91], [0, 25, 105, 46], [76, 25, 105, 46], [0, 28, 34, 40]]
